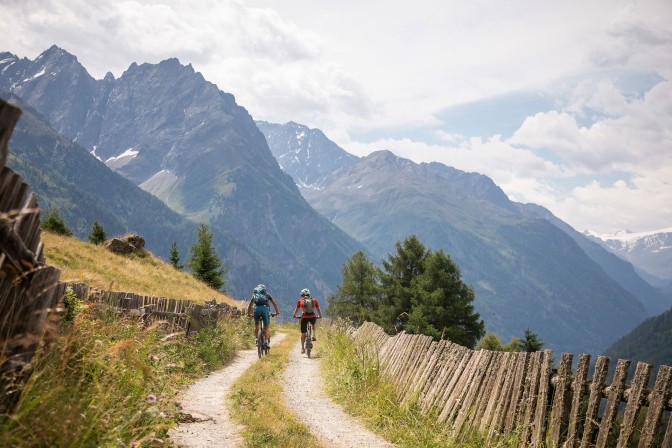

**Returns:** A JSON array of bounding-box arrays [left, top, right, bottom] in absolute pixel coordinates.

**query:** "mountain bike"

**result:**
[[256, 313, 276, 358], [305, 319, 314, 358]]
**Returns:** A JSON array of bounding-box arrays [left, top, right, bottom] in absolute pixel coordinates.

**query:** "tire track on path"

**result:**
[[169, 332, 287, 448], [282, 339, 396, 448]]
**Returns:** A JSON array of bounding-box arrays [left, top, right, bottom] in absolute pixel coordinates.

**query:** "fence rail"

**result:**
[[0, 100, 64, 413], [352, 322, 672, 448], [67, 282, 243, 334]]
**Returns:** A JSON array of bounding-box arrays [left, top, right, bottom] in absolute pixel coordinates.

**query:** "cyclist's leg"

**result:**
[[311, 317, 317, 340], [253, 307, 263, 342], [260, 307, 271, 345], [300, 317, 308, 352]]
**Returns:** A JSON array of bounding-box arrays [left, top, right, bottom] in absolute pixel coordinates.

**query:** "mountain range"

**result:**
[[0, 46, 363, 312], [584, 228, 672, 290], [258, 120, 671, 355], [2, 46, 670, 356]]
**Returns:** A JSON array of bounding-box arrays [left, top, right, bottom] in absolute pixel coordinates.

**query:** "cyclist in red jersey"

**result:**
[[291, 288, 323, 354]]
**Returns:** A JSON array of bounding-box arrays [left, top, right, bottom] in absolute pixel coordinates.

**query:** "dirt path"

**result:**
[[170, 333, 394, 448], [282, 339, 395, 448], [169, 333, 287, 448]]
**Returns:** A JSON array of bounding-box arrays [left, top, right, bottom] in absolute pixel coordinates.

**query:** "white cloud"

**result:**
[[1, 0, 670, 234]]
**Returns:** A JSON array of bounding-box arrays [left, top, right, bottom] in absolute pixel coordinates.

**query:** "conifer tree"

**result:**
[[187, 223, 227, 291], [169, 241, 182, 270], [88, 220, 107, 245], [41, 208, 72, 236], [518, 328, 544, 352], [379, 235, 427, 332], [406, 249, 484, 348], [326, 250, 380, 324]]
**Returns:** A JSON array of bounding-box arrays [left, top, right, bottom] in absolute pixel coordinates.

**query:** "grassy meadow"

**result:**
[[1, 231, 250, 447]]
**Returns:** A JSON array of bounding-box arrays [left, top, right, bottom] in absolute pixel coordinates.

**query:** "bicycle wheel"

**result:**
[[257, 321, 264, 358], [305, 323, 312, 358]]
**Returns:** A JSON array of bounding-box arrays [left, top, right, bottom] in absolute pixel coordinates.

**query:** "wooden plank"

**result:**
[[487, 352, 520, 437], [531, 350, 553, 448], [420, 342, 459, 413], [638, 365, 672, 448], [565, 354, 590, 448], [617, 361, 651, 447], [0, 99, 22, 169], [580, 355, 610, 448], [595, 358, 631, 448], [430, 347, 472, 415], [503, 351, 530, 433], [549, 353, 574, 447], [452, 350, 495, 436], [439, 349, 484, 425], [520, 351, 542, 444], [479, 351, 512, 433], [403, 339, 439, 403], [663, 408, 672, 448]]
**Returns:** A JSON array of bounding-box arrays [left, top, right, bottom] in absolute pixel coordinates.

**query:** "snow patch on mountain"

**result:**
[[105, 148, 139, 169]]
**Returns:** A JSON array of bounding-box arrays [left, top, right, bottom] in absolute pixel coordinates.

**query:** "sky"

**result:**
[[1, 0, 671, 235]]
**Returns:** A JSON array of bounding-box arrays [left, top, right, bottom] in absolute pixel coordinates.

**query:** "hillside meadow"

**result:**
[[41, 230, 241, 307], [1, 230, 250, 447]]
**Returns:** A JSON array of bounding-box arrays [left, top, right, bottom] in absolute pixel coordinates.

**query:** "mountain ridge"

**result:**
[[258, 120, 667, 355], [1, 47, 364, 307]]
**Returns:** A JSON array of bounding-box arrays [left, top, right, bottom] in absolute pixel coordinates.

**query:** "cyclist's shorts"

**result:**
[[254, 306, 270, 327], [300, 316, 316, 333]]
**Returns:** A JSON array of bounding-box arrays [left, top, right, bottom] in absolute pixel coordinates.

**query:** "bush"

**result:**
[[61, 286, 83, 323]]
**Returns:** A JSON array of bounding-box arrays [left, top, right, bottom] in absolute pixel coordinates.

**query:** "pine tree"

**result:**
[[326, 250, 381, 324], [379, 235, 427, 332], [187, 223, 227, 291], [518, 328, 544, 352], [169, 241, 182, 270], [88, 220, 107, 245], [41, 209, 72, 236], [405, 249, 485, 348]]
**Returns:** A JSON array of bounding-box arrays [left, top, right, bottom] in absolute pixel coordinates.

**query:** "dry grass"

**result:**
[[41, 231, 239, 306]]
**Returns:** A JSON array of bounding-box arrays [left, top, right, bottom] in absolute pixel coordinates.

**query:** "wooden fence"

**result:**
[[0, 100, 65, 413], [352, 322, 672, 448], [67, 282, 243, 334]]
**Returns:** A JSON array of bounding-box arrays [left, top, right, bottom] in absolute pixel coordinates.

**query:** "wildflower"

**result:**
[[146, 393, 157, 402], [178, 403, 184, 410]]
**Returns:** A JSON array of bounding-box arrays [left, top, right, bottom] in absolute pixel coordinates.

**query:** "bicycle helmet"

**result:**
[[255, 284, 266, 294], [301, 288, 310, 297]]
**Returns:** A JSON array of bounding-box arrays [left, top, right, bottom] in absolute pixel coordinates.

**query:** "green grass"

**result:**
[[229, 325, 320, 448], [320, 324, 521, 448], [0, 307, 250, 447]]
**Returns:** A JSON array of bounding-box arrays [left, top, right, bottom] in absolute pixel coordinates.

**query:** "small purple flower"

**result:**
[[147, 393, 157, 402], [130, 441, 137, 447], [178, 403, 184, 410]]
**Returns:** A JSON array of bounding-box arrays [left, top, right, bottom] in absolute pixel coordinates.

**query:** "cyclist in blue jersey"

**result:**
[[246, 284, 280, 347]]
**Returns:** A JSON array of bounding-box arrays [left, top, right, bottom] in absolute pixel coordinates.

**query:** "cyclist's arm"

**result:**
[[270, 296, 280, 317], [291, 301, 301, 319], [246, 298, 254, 317]]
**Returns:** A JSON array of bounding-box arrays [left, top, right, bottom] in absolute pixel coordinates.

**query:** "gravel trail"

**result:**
[[282, 338, 396, 448], [169, 332, 287, 448]]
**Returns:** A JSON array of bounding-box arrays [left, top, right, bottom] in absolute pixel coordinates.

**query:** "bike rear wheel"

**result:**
[[305, 323, 312, 358], [257, 321, 265, 358]]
